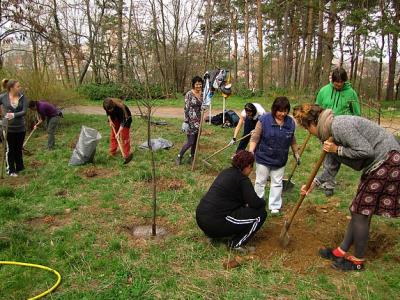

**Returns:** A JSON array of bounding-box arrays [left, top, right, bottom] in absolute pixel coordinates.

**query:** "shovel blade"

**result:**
[[282, 179, 295, 192], [279, 220, 290, 248]]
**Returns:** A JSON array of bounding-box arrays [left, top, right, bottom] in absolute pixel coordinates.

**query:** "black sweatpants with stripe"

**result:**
[[196, 206, 267, 248], [6, 131, 25, 174]]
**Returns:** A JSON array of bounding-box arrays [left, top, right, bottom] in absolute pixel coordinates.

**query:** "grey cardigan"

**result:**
[[320, 115, 400, 177], [0, 93, 28, 133]]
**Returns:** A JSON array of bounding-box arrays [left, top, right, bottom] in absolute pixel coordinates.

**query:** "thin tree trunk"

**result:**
[[230, 7, 238, 82], [150, 0, 168, 95], [338, 19, 344, 67], [281, 2, 290, 87], [385, 0, 399, 101], [322, 0, 337, 83], [302, 0, 314, 89], [52, 0, 70, 85], [357, 35, 367, 93], [31, 32, 39, 73], [117, 0, 124, 82], [244, 0, 250, 89], [312, 0, 324, 91], [377, 0, 385, 101], [256, 0, 263, 91]]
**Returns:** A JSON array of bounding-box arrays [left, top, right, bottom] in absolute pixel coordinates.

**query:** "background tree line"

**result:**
[[0, 0, 399, 101]]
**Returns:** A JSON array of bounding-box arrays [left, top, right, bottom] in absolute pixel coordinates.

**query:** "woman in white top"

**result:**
[[229, 103, 266, 153]]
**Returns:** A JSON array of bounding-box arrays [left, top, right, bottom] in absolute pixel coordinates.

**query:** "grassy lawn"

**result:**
[[0, 113, 399, 299]]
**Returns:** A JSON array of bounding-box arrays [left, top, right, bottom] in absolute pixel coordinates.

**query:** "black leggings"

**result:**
[[197, 206, 267, 248], [340, 212, 371, 258], [179, 133, 198, 157], [6, 131, 25, 174]]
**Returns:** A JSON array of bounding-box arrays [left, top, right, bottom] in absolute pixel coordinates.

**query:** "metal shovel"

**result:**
[[202, 133, 252, 167], [279, 137, 333, 247], [282, 133, 312, 191]]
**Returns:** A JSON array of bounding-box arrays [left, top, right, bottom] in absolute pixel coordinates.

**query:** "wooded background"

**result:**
[[0, 0, 399, 101]]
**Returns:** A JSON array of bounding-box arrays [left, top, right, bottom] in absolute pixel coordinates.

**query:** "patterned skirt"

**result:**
[[350, 150, 400, 218]]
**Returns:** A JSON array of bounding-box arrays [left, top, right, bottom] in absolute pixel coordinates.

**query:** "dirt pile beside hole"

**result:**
[[27, 214, 71, 229], [80, 167, 118, 179], [252, 201, 398, 272]]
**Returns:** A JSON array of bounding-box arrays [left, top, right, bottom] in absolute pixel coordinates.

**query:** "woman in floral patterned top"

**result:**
[[176, 76, 203, 165]]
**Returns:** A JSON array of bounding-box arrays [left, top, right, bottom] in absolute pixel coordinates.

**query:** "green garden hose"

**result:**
[[0, 261, 61, 299]]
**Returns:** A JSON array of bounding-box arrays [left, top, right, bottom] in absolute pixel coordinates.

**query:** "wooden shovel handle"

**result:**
[[287, 132, 312, 180], [109, 117, 126, 158], [285, 137, 333, 229], [203, 133, 252, 162]]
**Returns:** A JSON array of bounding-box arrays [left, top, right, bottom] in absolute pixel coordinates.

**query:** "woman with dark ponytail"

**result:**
[[0, 79, 28, 177]]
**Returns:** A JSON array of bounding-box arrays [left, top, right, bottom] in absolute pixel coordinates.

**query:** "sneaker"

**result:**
[[188, 155, 193, 164], [124, 153, 133, 164], [319, 247, 344, 261], [9, 173, 18, 177], [332, 256, 364, 271], [324, 189, 334, 197], [271, 209, 280, 214], [175, 155, 182, 166]]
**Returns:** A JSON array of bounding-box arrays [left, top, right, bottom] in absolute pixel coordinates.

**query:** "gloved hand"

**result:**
[[228, 138, 236, 146], [294, 152, 301, 165], [5, 112, 15, 120], [181, 122, 189, 133]]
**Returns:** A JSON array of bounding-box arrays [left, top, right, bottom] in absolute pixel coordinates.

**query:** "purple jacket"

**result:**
[[37, 101, 59, 119]]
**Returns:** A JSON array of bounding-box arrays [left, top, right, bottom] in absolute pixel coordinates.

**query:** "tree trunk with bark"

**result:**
[[256, 0, 263, 91]]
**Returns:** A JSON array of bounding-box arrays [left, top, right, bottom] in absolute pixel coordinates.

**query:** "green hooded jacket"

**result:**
[[316, 82, 360, 116]]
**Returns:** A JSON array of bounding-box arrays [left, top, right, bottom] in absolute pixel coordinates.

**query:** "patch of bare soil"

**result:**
[[69, 135, 79, 149], [27, 214, 71, 229], [55, 189, 68, 197], [80, 166, 118, 179], [249, 201, 398, 272], [28, 160, 44, 168], [156, 178, 186, 191], [0, 175, 30, 187]]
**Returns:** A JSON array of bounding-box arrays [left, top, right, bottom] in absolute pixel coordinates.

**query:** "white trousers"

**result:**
[[254, 163, 285, 211]]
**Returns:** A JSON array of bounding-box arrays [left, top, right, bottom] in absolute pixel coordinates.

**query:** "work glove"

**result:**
[[5, 112, 15, 120], [228, 138, 236, 146], [294, 152, 301, 165], [181, 122, 189, 133]]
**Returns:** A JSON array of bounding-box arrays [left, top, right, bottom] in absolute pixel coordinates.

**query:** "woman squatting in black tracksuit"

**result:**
[[196, 150, 267, 251]]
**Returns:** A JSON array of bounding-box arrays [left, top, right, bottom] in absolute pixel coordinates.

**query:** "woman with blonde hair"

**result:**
[[294, 103, 400, 271], [0, 79, 28, 176]]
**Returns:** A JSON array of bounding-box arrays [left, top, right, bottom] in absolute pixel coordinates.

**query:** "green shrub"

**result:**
[[76, 82, 125, 101]]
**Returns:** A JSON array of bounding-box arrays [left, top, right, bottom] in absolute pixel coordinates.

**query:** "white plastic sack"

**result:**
[[139, 138, 173, 151], [69, 126, 101, 166]]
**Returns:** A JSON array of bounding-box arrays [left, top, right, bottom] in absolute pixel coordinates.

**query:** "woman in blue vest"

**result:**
[[249, 97, 299, 214]]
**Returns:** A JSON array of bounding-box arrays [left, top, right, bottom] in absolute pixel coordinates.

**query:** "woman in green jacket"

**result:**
[[315, 68, 361, 196]]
